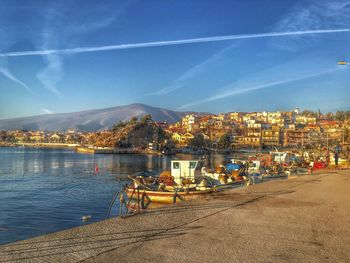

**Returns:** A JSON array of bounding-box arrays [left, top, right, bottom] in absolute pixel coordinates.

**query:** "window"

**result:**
[[189, 162, 196, 169], [173, 162, 179, 169]]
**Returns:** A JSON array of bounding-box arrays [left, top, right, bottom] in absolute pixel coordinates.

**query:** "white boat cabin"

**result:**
[[270, 152, 291, 164], [231, 159, 246, 165], [248, 160, 260, 174], [171, 160, 201, 185]]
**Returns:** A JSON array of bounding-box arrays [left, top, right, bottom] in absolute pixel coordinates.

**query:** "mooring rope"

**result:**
[[106, 191, 121, 219]]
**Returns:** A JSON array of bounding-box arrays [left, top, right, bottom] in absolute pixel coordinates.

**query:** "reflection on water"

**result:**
[[0, 147, 237, 244]]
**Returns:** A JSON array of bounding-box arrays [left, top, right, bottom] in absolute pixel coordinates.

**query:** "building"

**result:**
[[228, 112, 243, 123], [295, 116, 317, 125], [261, 125, 281, 147], [209, 128, 227, 143], [49, 133, 63, 143], [181, 114, 199, 131], [180, 132, 194, 146], [267, 111, 285, 126], [283, 129, 310, 147], [171, 133, 182, 144], [247, 122, 262, 137], [234, 135, 261, 147]]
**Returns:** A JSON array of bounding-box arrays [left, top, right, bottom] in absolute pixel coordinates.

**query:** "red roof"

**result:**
[[318, 120, 338, 126]]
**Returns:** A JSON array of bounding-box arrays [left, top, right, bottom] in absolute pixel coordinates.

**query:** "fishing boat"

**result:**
[[126, 186, 212, 204], [201, 160, 250, 190], [236, 154, 291, 183], [126, 160, 213, 204]]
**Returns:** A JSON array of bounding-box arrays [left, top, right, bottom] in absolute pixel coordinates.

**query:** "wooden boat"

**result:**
[[201, 159, 250, 189], [212, 178, 250, 190], [249, 172, 289, 184], [126, 186, 212, 204], [126, 160, 214, 204]]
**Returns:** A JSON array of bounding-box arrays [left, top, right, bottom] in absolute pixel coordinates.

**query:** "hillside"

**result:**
[[92, 116, 165, 148], [0, 103, 190, 132]]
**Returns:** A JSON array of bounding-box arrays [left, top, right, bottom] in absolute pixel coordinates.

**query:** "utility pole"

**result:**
[[301, 131, 304, 150], [259, 126, 262, 153]]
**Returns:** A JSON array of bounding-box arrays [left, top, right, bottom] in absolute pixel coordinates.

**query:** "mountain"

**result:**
[[0, 103, 192, 132]]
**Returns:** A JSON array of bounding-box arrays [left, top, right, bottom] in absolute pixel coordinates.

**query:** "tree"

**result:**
[[326, 112, 334, 120], [344, 127, 349, 143], [335, 111, 344, 121], [301, 110, 318, 118], [130, 116, 138, 125], [164, 138, 175, 150], [219, 133, 231, 148], [0, 131, 7, 142], [189, 134, 206, 150], [6, 135, 15, 143], [155, 126, 166, 144], [333, 111, 350, 121], [140, 114, 153, 125], [112, 121, 126, 132]]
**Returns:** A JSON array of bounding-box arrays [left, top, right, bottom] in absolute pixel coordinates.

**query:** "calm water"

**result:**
[[0, 147, 230, 245]]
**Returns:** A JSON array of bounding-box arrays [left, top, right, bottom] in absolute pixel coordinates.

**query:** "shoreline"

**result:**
[[0, 143, 77, 148], [1, 169, 349, 262], [0, 143, 276, 155]]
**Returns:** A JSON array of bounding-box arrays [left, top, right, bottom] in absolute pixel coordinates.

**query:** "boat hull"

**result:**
[[126, 188, 212, 204], [214, 179, 250, 190], [250, 174, 288, 183]]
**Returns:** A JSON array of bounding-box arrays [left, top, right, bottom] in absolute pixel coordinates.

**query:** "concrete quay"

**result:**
[[1, 169, 349, 263]]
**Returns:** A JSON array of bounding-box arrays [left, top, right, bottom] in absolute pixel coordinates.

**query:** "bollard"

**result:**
[[308, 167, 313, 174], [137, 188, 140, 213]]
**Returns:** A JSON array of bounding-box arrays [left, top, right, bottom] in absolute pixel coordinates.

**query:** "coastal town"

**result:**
[[2, 1, 350, 262], [1, 108, 349, 155], [1, 107, 350, 262]]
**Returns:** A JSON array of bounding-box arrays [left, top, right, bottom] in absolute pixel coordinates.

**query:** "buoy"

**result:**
[[94, 165, 99, 173], [81, 215, 92, 221]]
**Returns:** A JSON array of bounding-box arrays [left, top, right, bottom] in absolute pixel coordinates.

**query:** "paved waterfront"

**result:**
[[1, 170, 349, 263]]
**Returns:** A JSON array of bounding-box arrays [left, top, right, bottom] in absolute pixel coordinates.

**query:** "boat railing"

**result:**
[[106, 186, 130, 218], [106, 181, 153, 218]]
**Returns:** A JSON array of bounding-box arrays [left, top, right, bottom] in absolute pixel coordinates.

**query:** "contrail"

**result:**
[[178, 68, 337, 109], [0, 67, 33, 93], [0, 29, 349, 57], [150, 44, 236, 96]]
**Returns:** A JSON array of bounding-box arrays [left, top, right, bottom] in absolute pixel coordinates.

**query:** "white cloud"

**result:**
[[271, 0, 350, 50], [276, 1, 350, 31], [34, 3, 123, 96], [42, 108, 54, 114]]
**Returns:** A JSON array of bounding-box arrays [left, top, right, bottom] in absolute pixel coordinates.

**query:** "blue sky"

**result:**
[[0, 0, 350, 119]]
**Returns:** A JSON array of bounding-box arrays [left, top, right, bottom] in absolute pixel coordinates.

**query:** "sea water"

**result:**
[[0, 147, 231, 244]]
